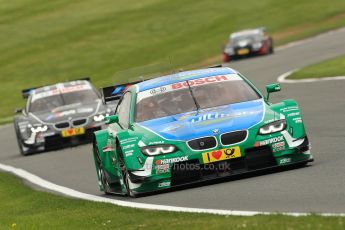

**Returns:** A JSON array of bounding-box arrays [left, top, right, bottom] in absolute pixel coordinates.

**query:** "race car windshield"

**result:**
[[135, 75, 261, 122], [231, 34, 261, 44], [29, 89, 99, 113]]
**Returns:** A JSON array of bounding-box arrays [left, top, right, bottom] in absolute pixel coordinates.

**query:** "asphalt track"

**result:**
[[1, 28, 345, 213]]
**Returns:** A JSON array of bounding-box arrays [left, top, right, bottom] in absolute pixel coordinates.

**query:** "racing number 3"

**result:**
[[202, 146, 241, 164]]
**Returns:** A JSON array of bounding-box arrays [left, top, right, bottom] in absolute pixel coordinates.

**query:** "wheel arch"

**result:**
[[271, 99, 306, 139]]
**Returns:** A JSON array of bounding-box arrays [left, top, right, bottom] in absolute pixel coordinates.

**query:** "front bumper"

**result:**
[[128, 137, 313, 195], [22, 126, 102, 152]]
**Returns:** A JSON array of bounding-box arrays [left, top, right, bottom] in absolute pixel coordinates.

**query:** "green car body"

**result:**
[[92, 67, 313, 197]]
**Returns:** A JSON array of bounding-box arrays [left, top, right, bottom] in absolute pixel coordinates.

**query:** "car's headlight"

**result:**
[[93, 113, 110, 122], [140, 145, 177, 156], [259, 120, 286, 135], [30, 125, 48, 133], [252, 42, 262, 50], [225, 47, 234, 55]]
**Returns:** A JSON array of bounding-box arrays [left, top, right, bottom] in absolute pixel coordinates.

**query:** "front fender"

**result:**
[[93, 129, 109, 155], [116, 131, 146, 171], [271, 99, 306, 139]]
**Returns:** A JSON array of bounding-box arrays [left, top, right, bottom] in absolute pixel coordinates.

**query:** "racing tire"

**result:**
[[269, 45, 274, 54], [123, 167, 136, 198], [14, 123, 31, 156], [100, 168, 112, 195], [118, 145, 136, 198], [94, 144, 112, 194], [269, 38, 274, 54]]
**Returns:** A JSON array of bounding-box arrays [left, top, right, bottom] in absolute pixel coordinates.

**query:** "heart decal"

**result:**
[[211, 150, 222, 160]]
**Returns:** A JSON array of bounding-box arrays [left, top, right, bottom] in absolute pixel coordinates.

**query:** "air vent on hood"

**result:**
[[187, 136, 217, 151], [220, 130, 247, 146]]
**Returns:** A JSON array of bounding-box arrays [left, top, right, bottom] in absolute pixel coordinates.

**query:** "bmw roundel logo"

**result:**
[[213, 129, 220, 134]]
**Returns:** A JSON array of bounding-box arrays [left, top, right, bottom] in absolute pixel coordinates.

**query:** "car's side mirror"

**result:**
[[266, 83, 281, 101], [105, 114, 119, 124], [15, 108, 23, 114]]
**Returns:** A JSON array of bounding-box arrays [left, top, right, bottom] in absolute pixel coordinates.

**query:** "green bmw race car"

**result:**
[[92, 67, 313, 197]]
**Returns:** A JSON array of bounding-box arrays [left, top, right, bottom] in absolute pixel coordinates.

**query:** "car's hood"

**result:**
[[138, 99, 265, 141], [29, 100, 103, 124]]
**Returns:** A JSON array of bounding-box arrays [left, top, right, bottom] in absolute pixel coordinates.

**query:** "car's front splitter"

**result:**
[[129, 151, 313, 196]]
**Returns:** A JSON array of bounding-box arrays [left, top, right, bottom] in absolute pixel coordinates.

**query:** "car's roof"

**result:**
[[136, 67, 237, 92]]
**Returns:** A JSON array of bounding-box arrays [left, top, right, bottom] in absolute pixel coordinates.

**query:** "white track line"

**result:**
[[278, 69, 345, 83], [2, 27, 345, 217], [1, 162, 345, 217]]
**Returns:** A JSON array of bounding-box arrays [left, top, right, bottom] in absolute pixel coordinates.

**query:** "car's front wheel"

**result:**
[[118, 147, 136, 197], [14, 124, 31, 156], [93, 144, 113, 194]]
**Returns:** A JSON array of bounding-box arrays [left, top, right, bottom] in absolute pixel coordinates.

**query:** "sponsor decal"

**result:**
[[293, 117, 302, 123], [39, 132, 55, 137], [202, 147, 241, 164], [259, 136, 284, 146], [103, 146, 115, 152], [155, 164, 170, 174], [137, 74, 242, 103], [59, 85, 91, 94], [191, 111, 260, 124], [287, 112, 300, 117], [123, 144, 134, 150], [148, 141, 165, 145], [125, 150, 134, 157], [31, 84, 91, 102], [272, 141, 285, 152], [212, 129, 220, 134], [149, 86, 167, 95], [280, 106, 299, 113], [47, 110, 76, 121], [171, 75, 230, 90], [112, 86, 126, 95], [120, 137, 138, 145], [279, 158, 291, 164], [156, 156, 188, 165], [158, 181, 171, 188], [77, 108, 94, 113], [55, 110, 76, 118]]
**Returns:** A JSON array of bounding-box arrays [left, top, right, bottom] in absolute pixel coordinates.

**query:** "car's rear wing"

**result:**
[[20, 77, 91, 99], [21, 87, 38, 99], [101, 81, 141, 104]]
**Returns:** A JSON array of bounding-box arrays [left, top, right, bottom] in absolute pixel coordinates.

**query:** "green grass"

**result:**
[[0, 117, 12, 125], [0, 171, 344, 229], [288, 54, 345, 79], [2, 0, 345, 118]]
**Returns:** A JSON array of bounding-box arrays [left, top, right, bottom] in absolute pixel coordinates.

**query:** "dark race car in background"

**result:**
[[222, 28, 274, 62], [14, 79, 115, 155]]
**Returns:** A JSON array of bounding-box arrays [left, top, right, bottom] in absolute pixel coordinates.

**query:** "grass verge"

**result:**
[[2, 0, 345, 118], [0, 171, 344, 229], [288, 54, 345, 79], [0, 117, 13, 125]]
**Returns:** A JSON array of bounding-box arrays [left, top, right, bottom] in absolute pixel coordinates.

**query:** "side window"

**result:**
[[116, 92, 132, 129]]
